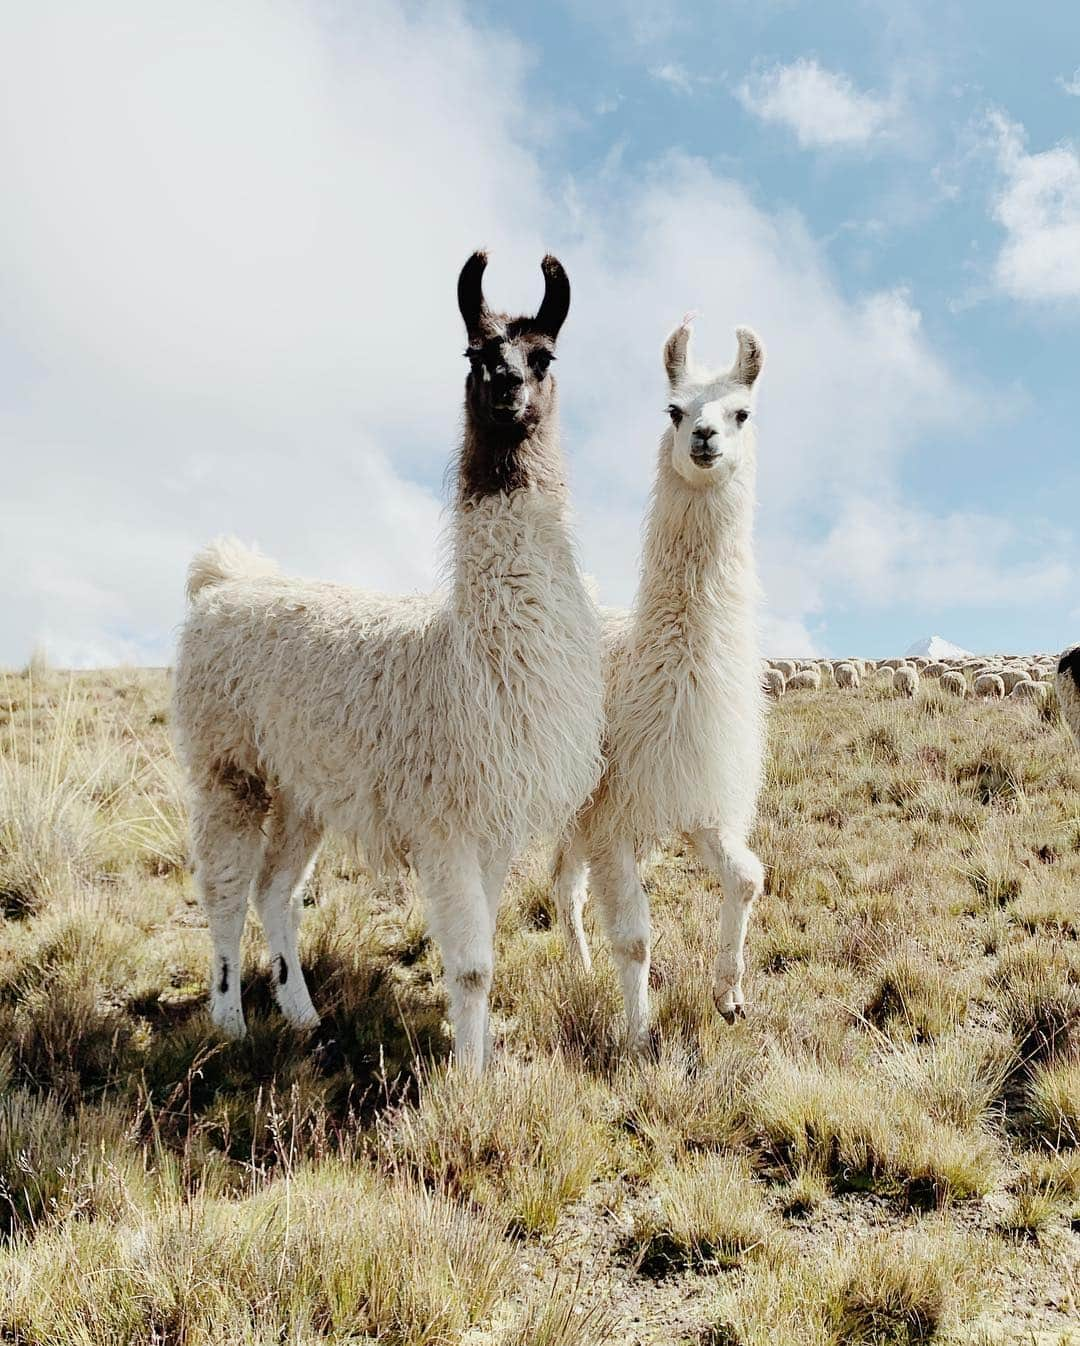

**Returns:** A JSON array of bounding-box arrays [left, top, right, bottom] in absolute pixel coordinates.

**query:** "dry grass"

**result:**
[[1, 668, 1079, 1342]]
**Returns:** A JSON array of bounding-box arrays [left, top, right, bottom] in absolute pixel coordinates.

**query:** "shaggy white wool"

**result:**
[[554, 323, 766, 1044], [175, 485, 601, 874], [173, 250, 603, 1071]]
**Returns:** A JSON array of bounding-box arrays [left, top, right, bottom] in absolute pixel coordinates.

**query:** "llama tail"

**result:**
[[185, 537, 279, 603]]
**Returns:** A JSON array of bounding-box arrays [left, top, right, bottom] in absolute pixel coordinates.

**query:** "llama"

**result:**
[[1057, 646, 1080, 745], [553, 319, 766, 1045], [172, 252, 603, 1072]]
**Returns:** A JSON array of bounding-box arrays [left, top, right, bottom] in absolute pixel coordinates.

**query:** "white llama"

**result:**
[[554, 319, 766, 1046], [173, 253, 603, 1072]]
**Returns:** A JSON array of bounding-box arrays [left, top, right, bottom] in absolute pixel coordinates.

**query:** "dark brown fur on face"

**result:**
[[456, 252, 570, 501]]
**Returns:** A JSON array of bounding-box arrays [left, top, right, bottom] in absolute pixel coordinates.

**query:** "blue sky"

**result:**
[[2, 0, 1078, 662]]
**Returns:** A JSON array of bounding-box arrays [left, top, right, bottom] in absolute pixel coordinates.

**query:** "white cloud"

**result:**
[[650, 63, 694, 95], [987, 111, 1080, 300], [811, 498, 1072, 611], [0, 0, 542, 666], [1058, 68, 1080, 97], [736, 58, 890, 149], [0, 3, 1067, 669]]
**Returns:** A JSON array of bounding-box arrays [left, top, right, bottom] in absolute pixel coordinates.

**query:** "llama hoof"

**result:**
[[714, 987, 746, 1024]]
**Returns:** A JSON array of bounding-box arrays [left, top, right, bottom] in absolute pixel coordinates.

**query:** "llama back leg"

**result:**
[[250, 797, 322, 1031], [692, 828, 764, 1022], [553, 831, 592, 972], [412, 834, 492, 1075], [589, 837, 650, 1052], [188, 767, 270, 1038]]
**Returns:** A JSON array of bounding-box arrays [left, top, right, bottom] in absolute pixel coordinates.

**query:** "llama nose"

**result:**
[[494, 367, 523, 389], [692, 425, 716, 444]]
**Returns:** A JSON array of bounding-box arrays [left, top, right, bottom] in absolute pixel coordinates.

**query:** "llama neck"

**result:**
[[634, 435, 758, 638], [449, 403, 578, 620]]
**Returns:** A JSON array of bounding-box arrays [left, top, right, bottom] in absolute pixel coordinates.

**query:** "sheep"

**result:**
[[834, 661, 859, 689], [939, 670, 967, 697], [553, 319, 767, 1042], [172, 252, 603, 1071], [924, 662, 947, 680], [787, 670, 821, 692], [1000, 668, 1030, 694], [773, 659, 796, 680], [1009, 679, 1047, 703], [973, 673, 1005, 700], [893, 666, 919, 698], [763, 668, 786, 699], [1056, 646, 1080, 745]]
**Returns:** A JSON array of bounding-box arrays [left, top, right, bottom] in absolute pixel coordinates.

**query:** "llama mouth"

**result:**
[[490, 405, 525, 425], [690, 449, 720, 467]]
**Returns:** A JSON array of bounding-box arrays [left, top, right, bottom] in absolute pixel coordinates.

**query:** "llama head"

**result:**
[[662, 321, 764, 488], [457, 251, 569, 433]]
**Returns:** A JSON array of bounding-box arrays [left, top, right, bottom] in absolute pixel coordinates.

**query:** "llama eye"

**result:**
[[734, 409, 750, 425], [667, 404, 683, 427], [530, 352, 554, 378]]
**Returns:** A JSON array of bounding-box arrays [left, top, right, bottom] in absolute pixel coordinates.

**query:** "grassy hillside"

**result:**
[[1, 667, 1078, 1344]]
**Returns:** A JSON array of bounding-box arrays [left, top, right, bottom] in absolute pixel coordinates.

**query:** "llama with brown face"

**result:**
[[172, 252, 603, 1072]]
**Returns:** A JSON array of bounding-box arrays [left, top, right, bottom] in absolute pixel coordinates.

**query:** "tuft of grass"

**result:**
[[751, 1056, 1000, 1207], [953, 741, 1026, 806], [1026, 1054, 1080, 1146], [385, 1058, 608, 1237], [0, 678, 110, 917], [0, 1163, 512, 1345], [614, 1041, 758, 1170], [863, 947, 970, 1041], [504, 1275, 617, 1346], [823, 1228, 985, 1344], [630, 1152, 775, 1277]]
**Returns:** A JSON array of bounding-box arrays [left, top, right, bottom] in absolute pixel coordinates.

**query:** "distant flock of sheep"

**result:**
[[168, 249, 1079, 1071], [762, 654, 1060, 705]]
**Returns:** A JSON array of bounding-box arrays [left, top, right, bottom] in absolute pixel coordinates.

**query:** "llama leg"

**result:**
[[413, 835, 493, 1075], [250, 798, 322, 1031], [590, 837, 651, 1052], [553, 831, 591, 971], [480, 846, 509, 1067], [188, 768, 269, 1039], [692, 828, 764, 1022]]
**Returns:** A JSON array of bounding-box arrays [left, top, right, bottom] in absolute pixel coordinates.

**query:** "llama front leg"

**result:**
[[250, 800, 322, 1031], [553, 831, 591, 972], [413, 835, 493, 1075], [590, 837, 651, 1052], [480, 845, 509, 1067], [692, 828, 764, 1022]]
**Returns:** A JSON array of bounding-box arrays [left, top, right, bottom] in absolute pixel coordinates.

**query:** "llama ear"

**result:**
[[663, 322, 692, 388], [533, 255, 571, 340], [457, 250, 490, 340], [732, 326, 764, 387]]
